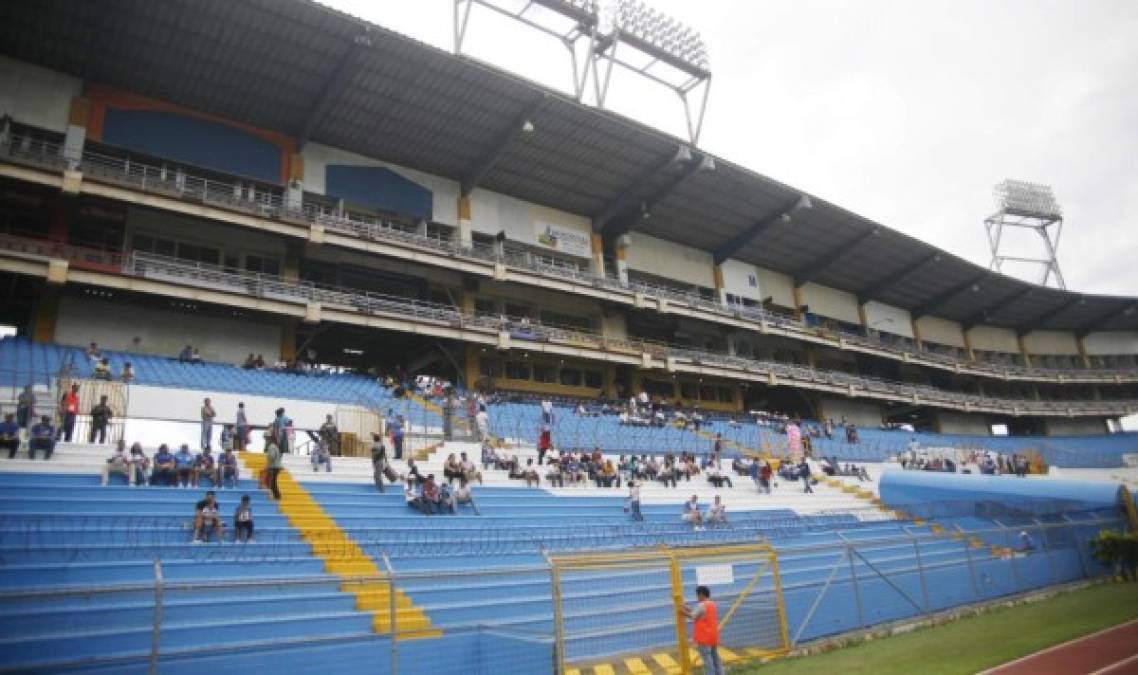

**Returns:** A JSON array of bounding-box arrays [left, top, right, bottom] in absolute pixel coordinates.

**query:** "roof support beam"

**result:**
[[911, 272, 989, 320], [460, 94, 547, 197], [712, 194, 812, 266], [592, 146, 692, 233], [601, 153, 712, 239], [297, 32, 372, 150], [1077, 300, 1138, 337], [857, 253, 940, 305], [1016, 295, 1085, 336], [793, 227, 880, 288], [961, 286, 1035, 331]]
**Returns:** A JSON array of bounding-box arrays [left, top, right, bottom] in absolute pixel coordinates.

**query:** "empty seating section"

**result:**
[[0, 337, 438, 428]]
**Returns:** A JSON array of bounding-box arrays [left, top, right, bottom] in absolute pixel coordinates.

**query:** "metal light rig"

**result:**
[[985, 179, 1067, 289], [453, 0, 713, 146]]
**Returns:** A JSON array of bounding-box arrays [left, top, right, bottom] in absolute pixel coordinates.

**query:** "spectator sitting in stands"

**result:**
[[121, 361, 134, 383], [195, 447, 219, 487], [481, 440, 497, 469], [443, 453, 464, 485], [178, 345, 193, 363], [190, 348, 203, 364], [420, 475, 441, 515], [129, 443, 149, 486], [682, 495, 704, 531], [219, 447, 238, 488], [522, 458, 540, 487], [311, 440, 333, 473], [597, 459, 620, 488], [404, 458, 424, 487], [545, 459, 564, 487], [29, 416, 55, 460], [192, 491, 224, 543], [102, 440, 134, 486], [643, 455, 660, 481], [1017, 530, 1036, 552], [438, 482, 456, 515], [220, 424, 234, 454], [0, 413, 19, 459], [174, 444, 196, 488], [706, 462, 732, 488], [85, 342, 102, 361], [234, 494, 254, 542], [798, 459, 814, 493], [254, 354, 265, 369], [566, 456, 587, 486], [151, 444, 175, 486], [93, 358, 112, 381], [460, 452, 482, 485], [453, 478, 480, 515], [706, 495, 727, 526], [404, 481, 427, 514], [659, 457, 679, 488], [242, 353, 256, 369]]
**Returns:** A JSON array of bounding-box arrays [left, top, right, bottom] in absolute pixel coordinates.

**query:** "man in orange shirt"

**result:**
[[682, 585, 724, 675], [57, 384, 79, 442]]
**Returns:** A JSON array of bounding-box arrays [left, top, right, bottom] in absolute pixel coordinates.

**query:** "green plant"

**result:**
[[1090, 530, 1138, 581]]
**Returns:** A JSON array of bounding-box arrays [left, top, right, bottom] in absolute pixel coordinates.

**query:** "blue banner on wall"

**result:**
[[325, 165, 433, 222]]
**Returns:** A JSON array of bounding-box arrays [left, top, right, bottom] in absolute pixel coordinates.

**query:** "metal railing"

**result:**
[[2, 131, 1137, 383], [0, 512, 1117, 673]]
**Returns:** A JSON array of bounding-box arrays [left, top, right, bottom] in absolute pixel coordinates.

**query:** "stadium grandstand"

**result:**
[[0, 1, 1136, 673]]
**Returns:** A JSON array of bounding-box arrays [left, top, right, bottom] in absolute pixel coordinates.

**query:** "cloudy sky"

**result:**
[[328, 0, 1138, 297]]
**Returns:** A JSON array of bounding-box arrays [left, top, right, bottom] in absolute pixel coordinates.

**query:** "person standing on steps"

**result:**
[[682, 586, 725, 675], [200, 397, 216, 450], [57, 383, 79, 442], [627, 480, 644, 522], [234, 402, 248, 452], [371, 432, 392, 493], [89, 395, 113, 444], [264, 431, 282, 501]]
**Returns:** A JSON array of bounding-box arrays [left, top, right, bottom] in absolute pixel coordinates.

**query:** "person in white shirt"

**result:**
[[682, 494, 704, 530], [627, 481, 644, 521], [102, 440, 135, 486], [475, 409, 490, 442], [453, 478, 480, 515], [706, 495, 727, 525]]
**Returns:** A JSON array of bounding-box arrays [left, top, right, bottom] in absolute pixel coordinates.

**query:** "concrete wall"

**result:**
[[936, 410, 991, 435], [863, 301, 914, 339], [916, 316, 965, 348], [1022, 330, 1079, 356], [126, 384, 336, 430], [1084, 331, 1138, 355], [470, 189, 592, 258], [0, 55, 82, 133], [626, 233, 714, 288], [818, 396, 882, 426], [302, 142, 460, 227], [755, 267, 795, 308], [718, 258, 763, 303], [801, 283, 860, 324], [54, 297, 282, 364], [1045, 417, 1109, 436], [967, 325, 1019, 353]]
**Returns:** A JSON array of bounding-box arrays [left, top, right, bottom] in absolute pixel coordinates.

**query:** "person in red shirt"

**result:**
[[57, 384, 79, 442], [682, 585, 724, 675]]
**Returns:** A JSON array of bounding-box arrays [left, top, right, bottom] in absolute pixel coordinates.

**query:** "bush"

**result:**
[[1090, 530, 1138, 581]]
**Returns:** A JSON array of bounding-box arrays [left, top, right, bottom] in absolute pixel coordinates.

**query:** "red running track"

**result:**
[[983, 618, 1138, 675]]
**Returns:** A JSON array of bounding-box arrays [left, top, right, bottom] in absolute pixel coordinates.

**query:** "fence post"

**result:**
[[666, 551, 693, 675], [906, 529, 932, 614], [996, 520, 1024, 591], [150, 558, 164, 675], [543, 551, 567, 675], [957, 525, 982, 601], [841, 538, 866, 629], [382, 553, 398, 675]]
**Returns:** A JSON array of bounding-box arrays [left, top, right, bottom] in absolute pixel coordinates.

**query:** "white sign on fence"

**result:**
[[695, 563, 735, 586]]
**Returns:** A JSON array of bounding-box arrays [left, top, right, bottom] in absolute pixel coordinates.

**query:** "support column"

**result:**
[[725, 332, 737, 357], [48, 200, 72, 244], [793, 284, 806, 318], [63, 96, 90, 169], [280, 322, 297, 363], [805, 347, 817, 369], [1016, 334, 1033, 368], [713, 264, 728, 307], [282, 241, 302, 282], [31, 288, 61, 344], [457, 196, 473, 250], [286, 153, 305, 212], [962, 329, 976, 361], [1076, 335, 1092, 369], [911, 317, 925, 351], [603, 363, 618, 399], [615, 235, 630, 285], [589, 232, 606, 279]]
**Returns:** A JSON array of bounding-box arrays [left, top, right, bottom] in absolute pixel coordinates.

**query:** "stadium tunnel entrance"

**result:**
[[742, 383, 818, 420]]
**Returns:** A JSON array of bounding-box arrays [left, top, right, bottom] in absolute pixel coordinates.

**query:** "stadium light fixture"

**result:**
[[984, 179, 1066, 289]]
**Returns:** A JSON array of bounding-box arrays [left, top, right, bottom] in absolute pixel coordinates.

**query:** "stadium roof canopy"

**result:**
[[2, 0, 1136, 333]]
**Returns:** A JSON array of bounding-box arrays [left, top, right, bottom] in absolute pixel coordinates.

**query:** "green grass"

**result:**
[[732, 582, 1138, 675]]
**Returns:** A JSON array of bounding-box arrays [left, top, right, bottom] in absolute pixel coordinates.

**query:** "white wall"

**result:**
[[302, 141, 461, 226], [469, 189, 591, 258], [916, 316, 965, 348], [55, 297, 282, 364], [936, 411, 991, 435], [1022, 330, 1079, 356], [0, 55, 82, 133], [126, 384, 337, 430], [1085, 331, 1138, 355], [755, 267, 795, 308], [818, 396, 882, 426], [967, 325, 1019, 353], [719, 258, 763, 302], [801, 283, 860, 324], [625, 233, 714, 288], [863, 301, 914, 339], [1046, 417, 1108, 436]]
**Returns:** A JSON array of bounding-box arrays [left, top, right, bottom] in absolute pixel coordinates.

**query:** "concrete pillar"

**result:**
[[910, 317, 925, 351], [286, 153, 304, 212], [1017, 334, 1033, 368], [1076, 335, 1092, 368], [48, 200, 72, 244], [457, 196, 473, 250], [603, 363, 618, 399], [282, 241, 302, 282], [805, 347, 817, 369], [615, 235, 629, 284], [793, 284, 806, 318], [280, 322, 297, 363], [725, 332, 737, 357], [31, 288, 60, 343], [713, 264, 728, 307], [962, 330, 976, 361], [63, 96, 90, 170], [589, 232, 606, 279]]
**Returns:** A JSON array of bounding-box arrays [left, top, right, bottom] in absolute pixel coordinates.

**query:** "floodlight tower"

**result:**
[[454, 0, 602, 101], [591, 0, 712, 145], [985, 179, 1067, 289]]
